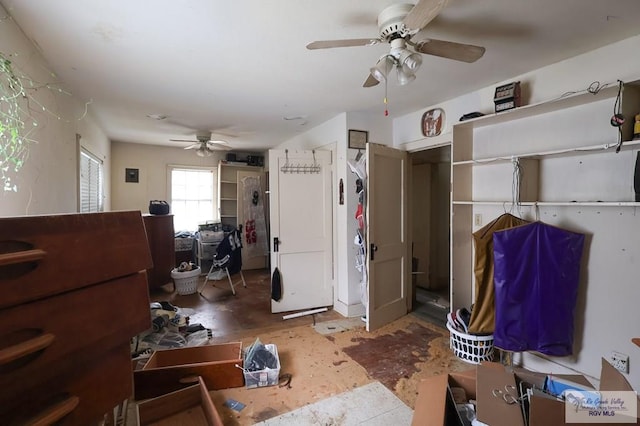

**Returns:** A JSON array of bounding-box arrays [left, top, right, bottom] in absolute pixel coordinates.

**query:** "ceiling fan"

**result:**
[[170, 130, 231, 157], [306, 0, 485, 87]]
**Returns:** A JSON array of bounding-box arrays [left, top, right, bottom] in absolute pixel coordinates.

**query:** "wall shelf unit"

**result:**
[[217, 161, 267, 270], [218, 161, 262, 228], [450, 80, 640, 312]]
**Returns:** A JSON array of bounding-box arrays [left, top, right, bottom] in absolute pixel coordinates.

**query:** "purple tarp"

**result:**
[[492, 221, 585, 356]]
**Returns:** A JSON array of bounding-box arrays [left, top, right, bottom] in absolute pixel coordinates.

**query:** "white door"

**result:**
[[269, 149, 333, 313], [366, 143, 409, 331]]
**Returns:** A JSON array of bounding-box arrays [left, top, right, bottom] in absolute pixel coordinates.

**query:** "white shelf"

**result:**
[[453, 200, 640, 207], [455, 85, 619, 130], [453, 140, 640, 165]]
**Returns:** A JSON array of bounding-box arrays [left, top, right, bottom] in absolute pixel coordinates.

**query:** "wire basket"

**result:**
[[171, 267, 201, 295], [446, 322, 494, 364]]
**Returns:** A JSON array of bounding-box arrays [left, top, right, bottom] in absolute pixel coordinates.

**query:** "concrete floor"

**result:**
[[141, 268, 470, 425]]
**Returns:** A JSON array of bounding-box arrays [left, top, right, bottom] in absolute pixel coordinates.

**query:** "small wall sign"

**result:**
[[348, 129, 368, 149], [125, 168, 139, 183]]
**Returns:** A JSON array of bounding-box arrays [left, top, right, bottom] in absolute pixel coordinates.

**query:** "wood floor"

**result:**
[[144, 268, 469, 425], [149, 268, 345, 341]]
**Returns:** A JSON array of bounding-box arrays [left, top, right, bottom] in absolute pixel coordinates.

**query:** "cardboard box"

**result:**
[[134, 342, 244, 400], [412, 358, 639, 426], [136, 376, 223, 426]]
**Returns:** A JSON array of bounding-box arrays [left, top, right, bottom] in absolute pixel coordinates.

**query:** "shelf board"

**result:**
[[453, 140, 640, 165], [455, 85, 619, 130], [220, 180, 236, 184], [220, 214, 237, 218], [220, 198, 237, 201], [453, 200, 640, 207]]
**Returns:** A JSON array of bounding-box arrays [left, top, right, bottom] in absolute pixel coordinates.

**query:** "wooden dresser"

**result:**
[[0, 211, 153, 425], [143, 214, 175, 289]]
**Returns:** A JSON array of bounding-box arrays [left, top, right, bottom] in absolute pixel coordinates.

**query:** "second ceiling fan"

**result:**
[[170, 130, 231, 157], [306, 0, 485, 87]]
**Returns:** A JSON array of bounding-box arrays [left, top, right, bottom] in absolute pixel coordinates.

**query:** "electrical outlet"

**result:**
[[474, 214, 482, 226], [611, 351, 629, 373]]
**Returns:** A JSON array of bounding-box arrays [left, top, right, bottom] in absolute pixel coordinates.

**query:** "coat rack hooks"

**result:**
[[280, 149, 321, 174]]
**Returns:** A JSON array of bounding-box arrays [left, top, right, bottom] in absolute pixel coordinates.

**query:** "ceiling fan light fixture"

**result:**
[[396, 66, 416, 86], [398, 49, 422, 74], [370, 55, 394, 82], [195, 147, 212, 157]]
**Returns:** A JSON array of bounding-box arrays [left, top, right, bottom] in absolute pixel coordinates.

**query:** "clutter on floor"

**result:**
[[131, 301, 212, 358], [413, 358, 638, 426]]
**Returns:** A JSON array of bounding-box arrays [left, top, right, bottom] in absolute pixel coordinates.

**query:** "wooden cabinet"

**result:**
[[143, 214, 175, 289], [0, 211, 152, 425]]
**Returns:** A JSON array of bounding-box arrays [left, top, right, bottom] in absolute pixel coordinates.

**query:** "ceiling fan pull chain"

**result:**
[[384, 77, 389, 116]]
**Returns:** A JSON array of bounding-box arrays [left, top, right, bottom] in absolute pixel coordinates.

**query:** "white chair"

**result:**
[[199, 254, 246, 295]]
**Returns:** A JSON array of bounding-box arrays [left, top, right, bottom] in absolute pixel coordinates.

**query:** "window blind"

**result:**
[[80, 149, 104, 212]]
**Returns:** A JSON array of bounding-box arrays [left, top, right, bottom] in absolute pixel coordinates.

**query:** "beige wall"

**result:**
[[0, 2, 109, 217], [110, 141, 226, 214]]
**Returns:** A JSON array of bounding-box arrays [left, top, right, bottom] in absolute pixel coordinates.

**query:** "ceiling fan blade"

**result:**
[[403, 0, 450, 32], [208, 140, 228, 145], [206, 141, 232, 151], [363, 73, 380, 88], [415, 38, 486, 63], [306, 38, 380, 50], [170, 138, 198, 143], [184, 143, 201, 150], [212, 145, 232, 151]]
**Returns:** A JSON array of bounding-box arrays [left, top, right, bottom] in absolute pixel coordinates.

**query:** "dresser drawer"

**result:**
[[0, 211, 153, 308], [3, 343, 133, 425], [0, 272, 150, 400]]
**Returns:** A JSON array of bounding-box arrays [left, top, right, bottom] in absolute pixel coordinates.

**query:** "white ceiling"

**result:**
[[3, 0, 640, 152]]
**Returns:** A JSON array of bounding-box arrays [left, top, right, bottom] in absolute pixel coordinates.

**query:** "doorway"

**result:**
[[409, 145, 451, 327]]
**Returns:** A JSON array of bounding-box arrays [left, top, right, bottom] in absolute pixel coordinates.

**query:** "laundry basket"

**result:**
[[171, 267, 201, 295], [447, 322, 494, 364]]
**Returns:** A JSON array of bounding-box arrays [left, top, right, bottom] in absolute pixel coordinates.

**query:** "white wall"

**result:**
[[393, 34, 640, 386], [0, 3, 110, 216]]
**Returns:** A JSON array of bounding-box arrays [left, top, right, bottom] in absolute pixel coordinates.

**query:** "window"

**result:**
[[170, 166, 217, 232], [79, 148, 104, 212]]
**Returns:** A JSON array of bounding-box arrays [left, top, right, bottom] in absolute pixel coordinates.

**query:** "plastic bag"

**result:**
[[244, 338, 278, 371]]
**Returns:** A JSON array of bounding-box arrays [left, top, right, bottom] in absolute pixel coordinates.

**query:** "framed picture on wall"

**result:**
[[348, 129, 368, 149]]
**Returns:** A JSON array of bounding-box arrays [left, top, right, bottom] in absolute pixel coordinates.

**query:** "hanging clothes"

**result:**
[[349, 154, 368, 313], [241, 175, 269, 257], [492, 221, 585, 356], [468, 213, 529, 334]]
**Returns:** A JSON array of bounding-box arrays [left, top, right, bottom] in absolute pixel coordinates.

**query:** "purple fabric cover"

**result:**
[[492, 221, 585, 356]]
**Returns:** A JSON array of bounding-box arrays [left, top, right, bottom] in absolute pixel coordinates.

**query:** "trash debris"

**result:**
[[224, 399, 246, 412], [131, 302, 213, 355], [278, 373, 292, 389]]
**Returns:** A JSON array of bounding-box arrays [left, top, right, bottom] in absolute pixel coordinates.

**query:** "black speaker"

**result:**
[[634, 151, 640, 202]]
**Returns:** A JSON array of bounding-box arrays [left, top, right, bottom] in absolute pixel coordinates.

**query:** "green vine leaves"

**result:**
[[0, 51, 71, 192], [0, 52, 30, 192]]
